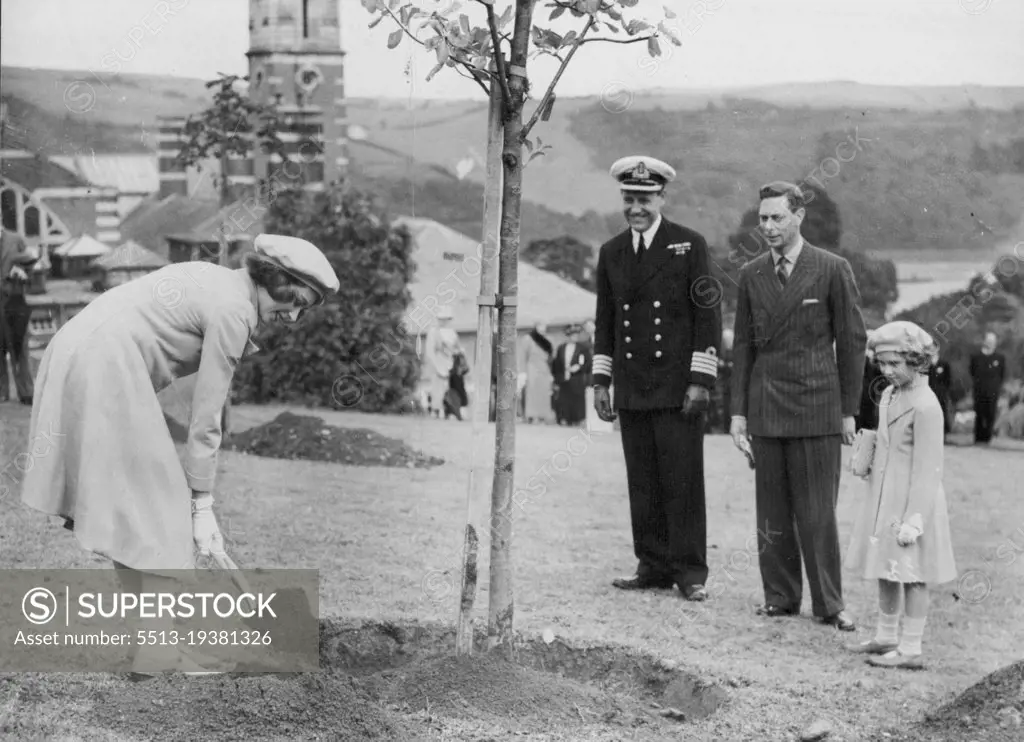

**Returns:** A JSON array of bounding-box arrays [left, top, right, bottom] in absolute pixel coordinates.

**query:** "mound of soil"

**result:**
[[83, 673, 429, 742], [26, 620, 727, 741], [870, 660, 1024, 742], [222, 412, 444, 469], [371, 653, 651, 731]]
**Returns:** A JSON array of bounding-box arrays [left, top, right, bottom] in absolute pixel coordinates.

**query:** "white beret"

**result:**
[[868, 321, 939, 364], [609, 155, 676, 192], [253, 233, 340, 302]]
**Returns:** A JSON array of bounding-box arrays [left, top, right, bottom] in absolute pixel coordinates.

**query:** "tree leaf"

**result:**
[[360, 0, 380, 12], [618, 0, 639, 6], [426, 59, 445, 82], [658, 21, 682, 46], [663, 4, 677, 19], [561, 30, 577, 47], [550, 5, 565, 20], [528, 150, 547, 163], [523, 137, 534, 152], [583, 0, 600, 14], [436, 41, 450, 65], [459, 13, 470, 34], [387, 29, 404, 49], [647, 35, 661, 57], [498, 4, 514, 28]]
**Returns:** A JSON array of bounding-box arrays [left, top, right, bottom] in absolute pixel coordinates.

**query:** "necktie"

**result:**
[[776, 256, 788, 287], [636, 233, 646, 264]]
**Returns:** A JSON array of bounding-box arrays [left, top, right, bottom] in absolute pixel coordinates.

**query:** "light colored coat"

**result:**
[[20, 262, 260, 571], [518, 332, 553, 422], [423, 325, 460, 411], [845, 375, 958, 584]]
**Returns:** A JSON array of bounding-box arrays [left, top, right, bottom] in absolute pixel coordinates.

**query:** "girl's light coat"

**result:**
[[845, 374, 958, 584], [20, 263, 260, 571]]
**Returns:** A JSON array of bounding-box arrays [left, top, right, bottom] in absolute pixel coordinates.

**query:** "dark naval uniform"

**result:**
[[593, 172, 721, 592]]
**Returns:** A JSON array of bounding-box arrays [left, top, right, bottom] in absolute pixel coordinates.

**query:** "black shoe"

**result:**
[[820, 610, 856, 631], [20, 397, 32, 406], [755, 604, 798, 617], [612, 574, 674, 591]]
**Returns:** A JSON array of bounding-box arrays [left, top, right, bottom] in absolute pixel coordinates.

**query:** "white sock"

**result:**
[[874, 607, 900, 644], [898, 616, 926, 655]]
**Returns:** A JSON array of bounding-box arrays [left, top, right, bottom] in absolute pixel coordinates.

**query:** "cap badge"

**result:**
[[633, 161, 649, 180]]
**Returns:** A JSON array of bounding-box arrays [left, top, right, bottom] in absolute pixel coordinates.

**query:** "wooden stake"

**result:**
[[455, 75, 503, 656]]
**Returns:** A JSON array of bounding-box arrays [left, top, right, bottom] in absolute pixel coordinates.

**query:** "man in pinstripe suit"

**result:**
[[593, 156, 721, 602], [730, 181, 867, 631]]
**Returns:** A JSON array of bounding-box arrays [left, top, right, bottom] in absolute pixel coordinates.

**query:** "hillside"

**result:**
[[3, 66, 1024, 255]]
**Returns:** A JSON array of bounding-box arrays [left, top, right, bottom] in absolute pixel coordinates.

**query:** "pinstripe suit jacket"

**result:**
[[730, 242, 867, 437]]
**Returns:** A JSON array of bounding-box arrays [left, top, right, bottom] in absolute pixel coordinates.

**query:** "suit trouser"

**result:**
[[751, 434, 843, 617], [619, 408, 708, 587], [974, 395, 998, 442], [0, 299, 33, 401]]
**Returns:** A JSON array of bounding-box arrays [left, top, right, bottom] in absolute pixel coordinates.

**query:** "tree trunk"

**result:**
[[455, 76, 503, 656], [487, 0, 534, 657]]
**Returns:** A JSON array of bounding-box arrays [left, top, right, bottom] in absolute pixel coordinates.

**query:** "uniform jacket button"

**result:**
[[655, 334, 662, 341], [654, 318, 661, 325], [655, 350, 663, 358], [623, 304, 630, 311], [626, 352, 633, 359], [653, 300, 661, 308], [625, 336, 631, 343], [624, 320, 630, 327]]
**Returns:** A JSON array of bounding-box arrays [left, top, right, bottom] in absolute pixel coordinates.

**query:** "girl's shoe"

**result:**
[[866, 650, 925, 669], [845, 639, 898, 655]]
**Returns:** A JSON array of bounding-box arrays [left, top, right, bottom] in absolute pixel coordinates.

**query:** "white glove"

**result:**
[[191, 493, 226, 558], [8, 265, 28, 281], [896, 522, 922, 547]]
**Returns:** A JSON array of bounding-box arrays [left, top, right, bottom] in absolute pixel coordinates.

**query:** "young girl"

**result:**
[[844, 321, 957, 669]]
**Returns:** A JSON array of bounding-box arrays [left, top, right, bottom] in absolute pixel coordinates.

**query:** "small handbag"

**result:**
[[850, 428, 877, 478]]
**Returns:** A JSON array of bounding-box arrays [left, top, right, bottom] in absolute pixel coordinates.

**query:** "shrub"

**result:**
[[230, 182, 422, 413]]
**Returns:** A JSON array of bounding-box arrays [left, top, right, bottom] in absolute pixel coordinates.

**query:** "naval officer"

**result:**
[[592, 155, 722, 602]]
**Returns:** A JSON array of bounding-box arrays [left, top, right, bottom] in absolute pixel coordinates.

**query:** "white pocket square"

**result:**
[[802, 298, 820, 305]]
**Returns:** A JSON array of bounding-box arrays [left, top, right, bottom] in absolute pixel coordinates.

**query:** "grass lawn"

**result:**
[[1, 399, 1023, 741]]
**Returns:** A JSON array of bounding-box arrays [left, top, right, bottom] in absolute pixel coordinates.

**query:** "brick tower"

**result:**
[[246, 0, 348, 191]]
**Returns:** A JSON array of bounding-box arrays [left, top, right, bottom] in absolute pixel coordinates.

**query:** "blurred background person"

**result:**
[[424, 304, 462, 418], [969, 331, 1006, 445], [927, 352, 954, 441], [708, 328, 734, 434], [856, 329, 886, 432], [0, 229, 39, 405], [443, 348, 471, 421], [518, 322, 555, 424], [551, 323, 591, 426]]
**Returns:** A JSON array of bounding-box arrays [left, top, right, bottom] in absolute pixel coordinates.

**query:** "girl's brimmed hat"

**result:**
[[868, 320, 939, 365], [254, 233, 340, 305]]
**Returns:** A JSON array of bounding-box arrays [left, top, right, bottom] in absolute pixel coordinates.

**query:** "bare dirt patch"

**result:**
[[218, 411, 445, 469], [1, 620, 729, 741]]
